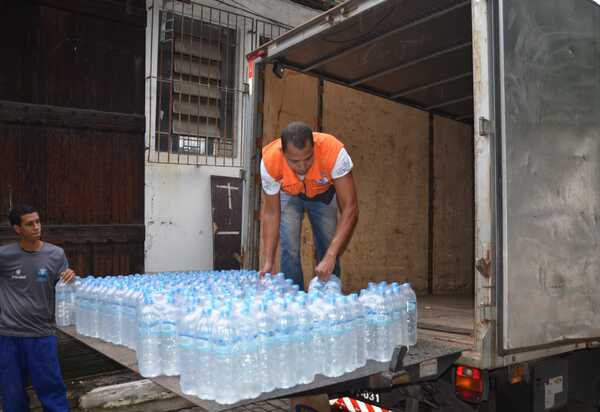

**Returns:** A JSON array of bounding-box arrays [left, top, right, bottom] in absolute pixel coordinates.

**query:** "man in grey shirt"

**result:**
[[0, 204, 75, 412]]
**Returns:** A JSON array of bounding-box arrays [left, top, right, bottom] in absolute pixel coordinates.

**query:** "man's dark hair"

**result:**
[[281, 122, 314, 152], [8, 204, 38, 226]]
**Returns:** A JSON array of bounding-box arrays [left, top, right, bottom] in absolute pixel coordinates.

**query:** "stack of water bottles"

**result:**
[[55, 270, 417, 405]]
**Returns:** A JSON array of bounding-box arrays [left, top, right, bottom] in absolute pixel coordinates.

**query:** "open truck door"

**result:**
[[492, 0, 600, 353]]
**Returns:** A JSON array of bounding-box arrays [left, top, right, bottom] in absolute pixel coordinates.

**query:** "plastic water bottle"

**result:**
[[178, 305, 199, 395], [372, 285, 392, 362], [337, 295, 356, 373], [401, 283, 418, 346], [160, 294, 180, 376], [348, 293, 367, 369], [211, 307, 238, 404], [235, 300, 261, 399], [55, 280, 70, 326], [105, 283, 121, 344], [272, 297, 296, 389], [137, 296, 162, 377], [255, 301, 275, 393], [89, 283, 101, 338], [308, 292, 327, 377], [390, 283, 407, 347], [323, 295, 345, 377], [195, 306, 215, 400], [359, 288, 377, 360], [292, 294, 315, 384], [308, 274, 342, 294]]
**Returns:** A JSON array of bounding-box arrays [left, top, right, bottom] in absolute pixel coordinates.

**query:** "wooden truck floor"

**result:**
[[418, 294, 475, 347]]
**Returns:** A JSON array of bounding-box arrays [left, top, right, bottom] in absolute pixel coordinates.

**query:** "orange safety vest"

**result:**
[[262, 132, 344, 198]]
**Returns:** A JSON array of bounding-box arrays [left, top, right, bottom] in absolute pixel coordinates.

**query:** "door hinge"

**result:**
[[479, 116, 491, 136], [480, 304, 496, 321]]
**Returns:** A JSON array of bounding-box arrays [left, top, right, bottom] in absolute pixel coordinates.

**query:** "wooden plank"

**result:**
[[432, 116, 474, 293], [0, 101, 145, 133], [418, 294, 474, 336], [0, 225, 145, 245], [33, 0, 146, 27], [1, 4, 145, 113], [323, 81, 430, 294]]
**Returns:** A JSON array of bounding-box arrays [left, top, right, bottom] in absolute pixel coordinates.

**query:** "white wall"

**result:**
[[144, 0, 320, 272], [145, 163, 241, 272]]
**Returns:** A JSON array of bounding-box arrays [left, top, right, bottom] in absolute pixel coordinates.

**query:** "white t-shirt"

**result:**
[[261, 148, 354, 195]]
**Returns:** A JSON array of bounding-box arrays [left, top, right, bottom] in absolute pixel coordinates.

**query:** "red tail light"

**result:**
[[455, 366, 484, 403]]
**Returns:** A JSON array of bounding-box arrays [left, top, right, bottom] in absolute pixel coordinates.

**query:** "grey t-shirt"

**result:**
[[0, 242, 68, 337]]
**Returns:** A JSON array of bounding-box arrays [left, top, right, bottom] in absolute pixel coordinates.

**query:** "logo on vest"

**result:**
[[36, 268, 49, 282], [315, 173, 329, 185], [12, 268, 26, 280]]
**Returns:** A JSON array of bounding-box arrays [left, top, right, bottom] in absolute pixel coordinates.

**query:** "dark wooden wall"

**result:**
[[0, 0, 146, 276], [0, 0, 146, 379]]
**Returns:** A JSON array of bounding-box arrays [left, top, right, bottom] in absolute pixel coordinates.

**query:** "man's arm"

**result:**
[[260, 192, 281, 275], [315, 172, 359, 280]]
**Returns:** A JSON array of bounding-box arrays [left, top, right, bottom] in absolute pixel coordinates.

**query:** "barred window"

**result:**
[[156, 11, 238, 160], [147, 2, 289, 166]]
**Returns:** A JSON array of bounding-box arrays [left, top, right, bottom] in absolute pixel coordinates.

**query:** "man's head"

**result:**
[[9, 204, 41, 242], [281, 122, 314, 175]]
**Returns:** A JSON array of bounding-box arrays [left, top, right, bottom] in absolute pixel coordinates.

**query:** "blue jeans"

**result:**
[[280, 191, 341, 291], [0, 335, 70, 412]]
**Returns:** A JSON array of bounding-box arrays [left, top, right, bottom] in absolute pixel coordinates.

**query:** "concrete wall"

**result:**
[[144, 0, 320, 272]]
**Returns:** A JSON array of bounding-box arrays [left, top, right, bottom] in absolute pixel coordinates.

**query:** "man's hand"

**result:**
[[315, 254, 336, 282], [60, 268, 76, 283], [259, 261, 274, 277]]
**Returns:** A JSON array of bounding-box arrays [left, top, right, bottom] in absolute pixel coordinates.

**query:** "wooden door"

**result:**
[[211, 176, 243, 270]]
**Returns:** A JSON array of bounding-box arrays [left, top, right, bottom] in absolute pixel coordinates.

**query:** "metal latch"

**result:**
[[480, 305, 496, 321], [242, 82, 250, 94], [479, 117, 491, 136]]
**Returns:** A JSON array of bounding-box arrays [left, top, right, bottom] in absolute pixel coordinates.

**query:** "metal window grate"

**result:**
[[146, 0, 290, 166]]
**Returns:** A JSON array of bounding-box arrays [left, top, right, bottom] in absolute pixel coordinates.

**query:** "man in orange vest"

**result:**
[[260, 121, 359, 290]]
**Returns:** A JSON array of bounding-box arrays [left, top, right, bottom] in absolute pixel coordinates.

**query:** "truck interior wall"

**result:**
[[259, 65, 474, 296], [322, 81, 430, 293], [432, 116, 474, 294]]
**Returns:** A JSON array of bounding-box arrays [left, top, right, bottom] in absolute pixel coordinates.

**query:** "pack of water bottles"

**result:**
[[55, 271, 417, 405]]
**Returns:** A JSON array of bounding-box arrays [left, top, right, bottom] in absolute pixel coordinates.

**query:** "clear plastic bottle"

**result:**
[[137, 295, 162, 377], [89, 282, 101, 338], [195, 306, 215, 400], [337, 295, 355, 373], [308, 291, 327, 377], [391, 283, 407, 347], [255, 300, 275, 394], [272, 297, 296, 389], [292, 294, 315, 384], [359, 287, 377, 361], [178, 304, 199, 395], [235, 300, 261, 399], [349, 293, 367, 369], [323, 295, 344, 377], [211, 307, 239, 405], [55, 280, 69, 326], [308, 274, 342, 295], [372, 285, 392, 362], [400, 283, 418, 346], [159, 293, 180, 376]]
